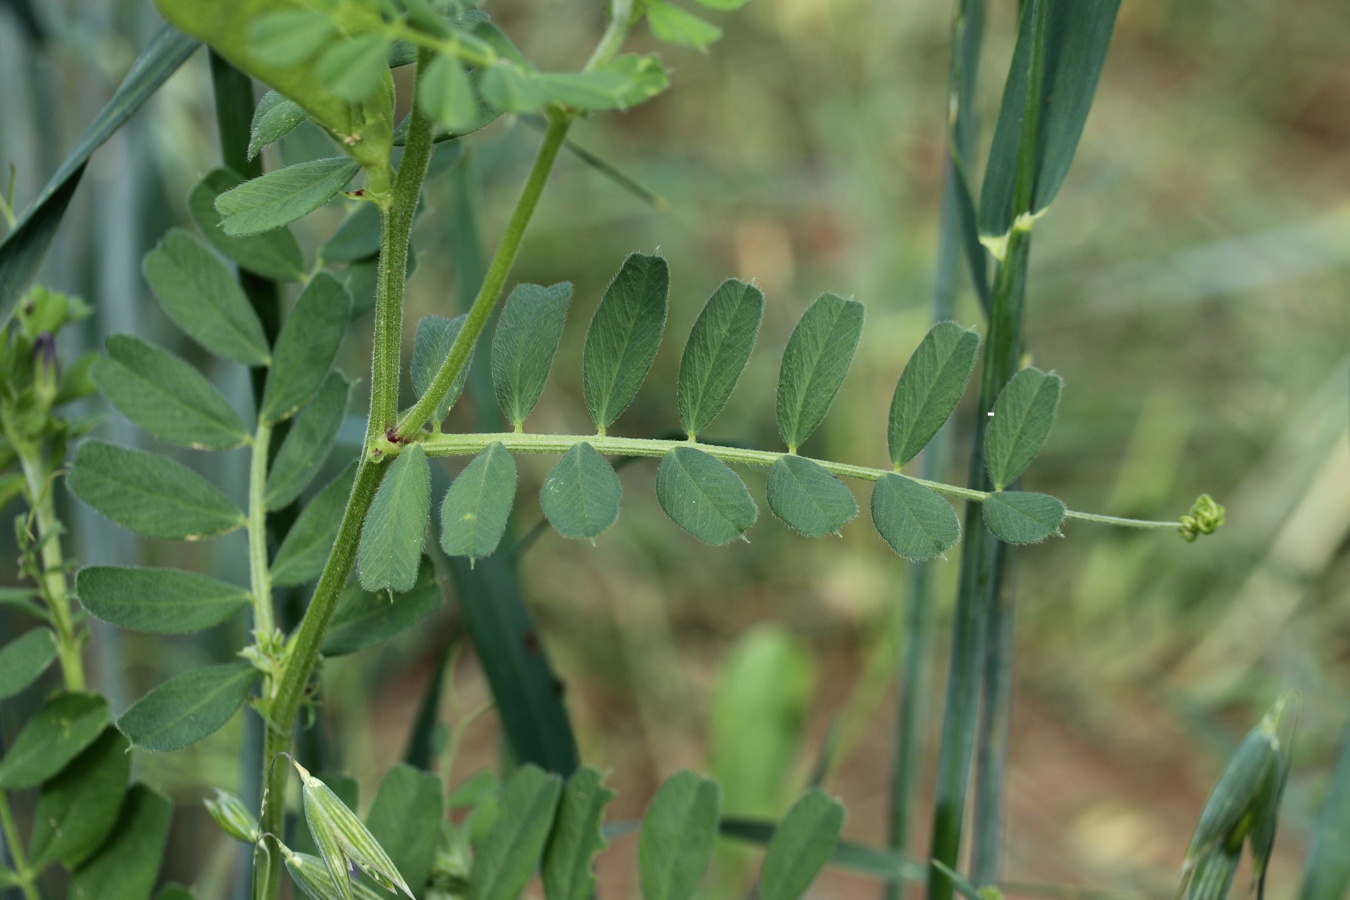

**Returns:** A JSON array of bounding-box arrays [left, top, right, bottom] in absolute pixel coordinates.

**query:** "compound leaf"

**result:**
[[142, 228, 270, 365], [189, 168, 306, 280], [776, 294, 863, 452], [439, 443, 517, 561], [656, 446, 757, 545], [117, 662, 259, 753], [540, 443, 621, 540], [766, 455, 857, 538], [469, 765, 563, 900], [215, 157, 360, 237], [870, 474, 960, 561], [542, 767, 615, 900], [0, 629, 57, 700], [28, 728, 131, 869], [260, 273, 350, 423], [888, 321, 980, 466], [271, 463, 356, 587], [265, 372, 351, 510], [583, 253, 669, 432], [0, 692, 109, 789], [357, 443, 431, 594], [69, 441, 246, 541], [92, 335, 249, 450], [411, 314, 471, 425], [982, 491, 1066, 544], [491, 282, 571, 429], [324, 557, 443, 656], [677, 279, 763, 438], [984, 366, 1062, 490], [75, 566, 250, 633], [639, 771, 721, 900], [759, 789, 845, 900]]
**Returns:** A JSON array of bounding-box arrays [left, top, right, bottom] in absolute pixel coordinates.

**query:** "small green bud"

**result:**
[[204, 789, 261, 844]]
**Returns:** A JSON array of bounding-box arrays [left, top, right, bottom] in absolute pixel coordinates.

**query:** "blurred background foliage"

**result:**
[[0, 0, 1346, 897]]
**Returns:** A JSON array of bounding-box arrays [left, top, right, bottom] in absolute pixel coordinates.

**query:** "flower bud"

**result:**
[[204, 789, 261, 844]]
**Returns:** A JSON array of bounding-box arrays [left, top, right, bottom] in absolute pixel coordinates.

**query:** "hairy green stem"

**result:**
[[0, 790, 40, 900], [247, 422, 275, 639], [18, 452, 83, 691]]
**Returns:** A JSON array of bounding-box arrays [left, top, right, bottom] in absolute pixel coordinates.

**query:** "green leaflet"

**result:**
[[439, 443, 518, 561], [870, 474, 960, 561], [323, 557, 443, 656], [583, 253, 669, 432], [248, 90, 308, 160], [491, 282, 571, 429], [676, 279, 763, 438], [978, 0, 1123, 242], [75, 566, 250, 633], [67, 785, 172, 900], [645, 0, 723, 49], [0, 629, 57, 699], [265, 372, 351, 510], [691, 0, 750, 8], [984, 366, 1062, 490], [479, 62, 552, 114], [0, 692, 110, 789], [759, 789, 845, 900], [142, 228, 270, 365], [638, 771, 721, 900], [323, 201, 382, 263], [540, 443, 621, 540], [92, 335, 249, 450], [656, 446, 758, 545], [188, 168, 307, 281], [315, 33, 394, 103], [116, 662, 260, 753], [68, 441, 246, 541], [261, 273, 351, 423], [366, 765, 444, 895], [357, 443, 432, 594], [469, 765, 563, 900], [766, 455, 857, 538], [271, 463, 356, 587], [542, 768, 615, 900], [776, 293, 864, 452], [411, 314, 472, 425], [215, 157, 361, 237], [887, 321, 980, 467], [28, 728, 131, 869], [981, 491, 1065, 544], [247, 9, 333, 66], [720, 819, 924, 883], [419, 52, 478, 134]]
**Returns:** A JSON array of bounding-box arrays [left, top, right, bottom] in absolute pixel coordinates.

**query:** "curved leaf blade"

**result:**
[[75, 566, 250, 634], [357, 443, 431, 594], [981, 491, 1066, 544], [260, 272, 351, 423], [439, 443, 517, 561], [271, 463, 356, 587], [92, 335, 249, 450], [323, 557, 443, 656], [0, 629, 57, 700], [189, 168, 306, 281], [888, 321, 980, 466], [491, 282, 571, 429], [142, 228, 270, 365], [468, 765, 563, 900], [656, 446, 757, 545], [540, 443, 621, 540], [69, 441, 246, 540], [543, 767, 616, 900], [117, 662, 259, 753], [766, 455, 857, 538], [638, 771, 721, 900], [265, 372, 351, 510], [677, 279, 763, 438], [870, 474, 960, 561], [0, 692, 110, 789], [984, 366, 1062, 490], [759, 789, 846, 900], [582, 253, 669, 432], [215, 157, 360, 237], [28, 728, 131, 869], [411, 314, 471, 425], [776, 293, 864, 452]]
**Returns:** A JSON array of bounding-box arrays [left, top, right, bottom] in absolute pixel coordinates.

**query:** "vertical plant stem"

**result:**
[[247, 422, 275, 639], [0, 790, 40, 900], [18, 453, 83, 691]]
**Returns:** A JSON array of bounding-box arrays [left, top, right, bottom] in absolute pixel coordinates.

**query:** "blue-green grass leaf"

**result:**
[[759, 789, 845, 900], [981, 491, 1065, 544], [266, 372, 351, 511], [75, 566, 250, 633], [639, 771, 721, 900], [540, 443, 621, 540], [261, 273, 351, 423], [271, 463, 356, 587], [984, 367, 1062, 490], [323, 557, 443, 656], [69, 441, 246, 540], [870, 474, 960, 561], [117, 662, 259, 752], [189, 168, 306, 280], [28, 728, 130, 869], [216, 157, 360, 236], [776, 294, 864, 452], [0, 692, 109, 788], [92, 335, 249, 450], [411, 314, 471, 425], [542, 768, 615, 900], [439, 443, 517, 561], [469, 765, 563, 900], [358, 444, 431, 594], [677, 279, 763, 438], [142, 228, 270, 365], [0, 629, 57, 700], [582, 253, 669, 432], [656, 446, 757, 545], [67, 785, 172, 900], [491, 282, 571, 429], [887, 321, 980, 466], [766, 455, 857, 538]]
